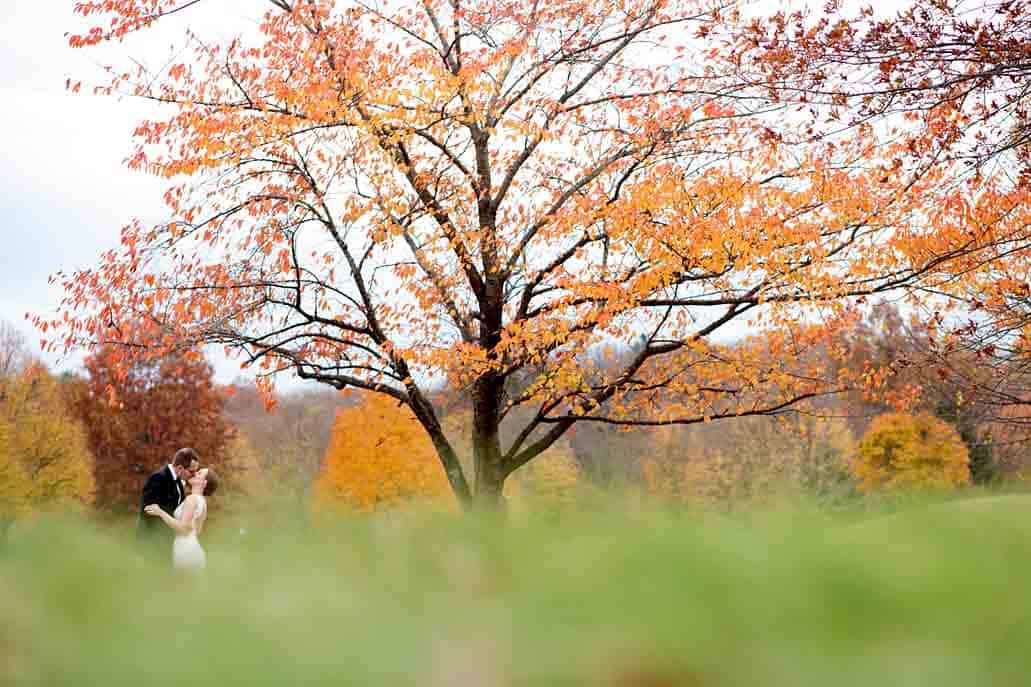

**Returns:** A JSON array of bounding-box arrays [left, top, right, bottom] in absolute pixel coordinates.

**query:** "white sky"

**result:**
[[0, 0, 906, 382], [0, 1, 261, 381]]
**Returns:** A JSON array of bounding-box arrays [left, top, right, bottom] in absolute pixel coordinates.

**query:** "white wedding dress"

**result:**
[[172, 495, 207, 571]]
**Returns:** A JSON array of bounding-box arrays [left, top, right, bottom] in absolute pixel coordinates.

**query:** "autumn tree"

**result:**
[[0, 408, 30, 534], [0, 366, 96, 533], [852, 412, 971, 493], [69, 345, 231, 510], [736, 0, 1031, 176], [48, 0, 1008, 509], [312, 392, 452, 511], [737, 0, 1031, 441], [838, 303, 1020, 484]]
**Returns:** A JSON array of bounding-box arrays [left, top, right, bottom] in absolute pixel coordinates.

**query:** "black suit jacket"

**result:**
[[138, 467, 184, 539]]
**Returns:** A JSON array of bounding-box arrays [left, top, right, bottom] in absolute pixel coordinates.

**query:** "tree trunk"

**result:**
[[0, 516, 12, 550], [472, 375, 507, 510], [473, 463, 506, 510], [472, 215, 506, 510], [409, 390, 473, 507]]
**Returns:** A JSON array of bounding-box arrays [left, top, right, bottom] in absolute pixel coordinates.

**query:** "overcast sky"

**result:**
[[1, 0, 906, 383], [0, 1, 261, 382]]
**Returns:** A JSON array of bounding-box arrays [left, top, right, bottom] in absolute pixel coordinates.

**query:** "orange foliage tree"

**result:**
[[737, 1, 1031, 441], [313, 393, 452, 512], [45, 0, 1011, 508], [0, 366, 96, 532], [852, 413, 971, 493], [736, 0, 1031, 176]]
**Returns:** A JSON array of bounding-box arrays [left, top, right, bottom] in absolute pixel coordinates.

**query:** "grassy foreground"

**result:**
[[3, 495, 1031, 686]]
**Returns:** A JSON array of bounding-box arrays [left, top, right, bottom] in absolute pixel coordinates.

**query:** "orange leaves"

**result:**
[[254, 376, 278, 413], [168, 63, 188, 82], [197, 298, 216, 319], [70, 0, 174, 45], [701, 100, 735, 119], [312, 393, 453, 512], [53, 0, 1030, 506]]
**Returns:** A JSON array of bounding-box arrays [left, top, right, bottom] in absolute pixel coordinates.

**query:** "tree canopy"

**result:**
[[43, 0, 1023, 507], [69, 345, 231, 509], [313, 392, 453, 511], [852, 412, 970, 492], [0, 367, 96, 529]]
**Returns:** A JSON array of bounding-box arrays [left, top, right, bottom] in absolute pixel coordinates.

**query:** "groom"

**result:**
[[138, 448, 200, 555]]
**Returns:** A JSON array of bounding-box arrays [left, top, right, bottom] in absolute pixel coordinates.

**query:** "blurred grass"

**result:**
[[3, 493, 1031, 686]]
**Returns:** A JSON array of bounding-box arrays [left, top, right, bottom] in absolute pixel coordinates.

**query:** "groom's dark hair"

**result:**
[[172, 448, 199, 468]]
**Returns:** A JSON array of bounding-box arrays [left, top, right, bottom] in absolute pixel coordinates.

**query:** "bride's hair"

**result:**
[[202, 468, 220, 496]]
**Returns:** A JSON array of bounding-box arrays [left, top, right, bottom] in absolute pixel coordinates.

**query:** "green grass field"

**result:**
[[3, 494, 1031, 685]]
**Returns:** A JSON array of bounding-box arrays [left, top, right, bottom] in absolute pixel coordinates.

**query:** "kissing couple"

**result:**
[[137, 448, 220, 572]]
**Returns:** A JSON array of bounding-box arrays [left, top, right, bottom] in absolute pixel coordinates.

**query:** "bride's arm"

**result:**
[[144, 497, 196, 534]]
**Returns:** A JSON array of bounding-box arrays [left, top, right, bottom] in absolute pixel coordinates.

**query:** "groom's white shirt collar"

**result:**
[[167, 464, 183, 499]]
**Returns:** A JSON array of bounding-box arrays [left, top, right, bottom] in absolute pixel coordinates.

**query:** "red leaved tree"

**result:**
[[45, 0, 1006, 508], [68, 345, 231, 510]]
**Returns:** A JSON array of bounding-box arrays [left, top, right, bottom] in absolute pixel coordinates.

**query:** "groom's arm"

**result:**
[[141, 472, 166, 508]]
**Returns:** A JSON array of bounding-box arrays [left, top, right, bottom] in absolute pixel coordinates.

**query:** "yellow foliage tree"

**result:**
[[852, 413, 970, 492], [505, 439, 583, 506], [0, 419, 31, 526], [0, 366, 96, 530], [213, 432, 267, 512], [642, 415, 855, 504], [312, 393, 453, 512]]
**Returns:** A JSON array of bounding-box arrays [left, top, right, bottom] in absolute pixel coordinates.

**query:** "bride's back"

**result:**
[[174, 494, 207, 537]]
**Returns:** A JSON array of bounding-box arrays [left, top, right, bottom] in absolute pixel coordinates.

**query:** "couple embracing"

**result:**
[[137, 448, 220, 572]]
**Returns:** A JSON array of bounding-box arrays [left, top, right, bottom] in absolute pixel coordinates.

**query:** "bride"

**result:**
[[145, 467, 219, 571]]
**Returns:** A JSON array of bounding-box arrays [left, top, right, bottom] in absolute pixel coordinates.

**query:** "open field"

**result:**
[[4, 495, 1031, 686]]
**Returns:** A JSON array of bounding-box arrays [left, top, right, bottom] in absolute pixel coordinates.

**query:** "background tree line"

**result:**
[[48, 0, 1031, 510], [6, 297, 1031, 521]]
